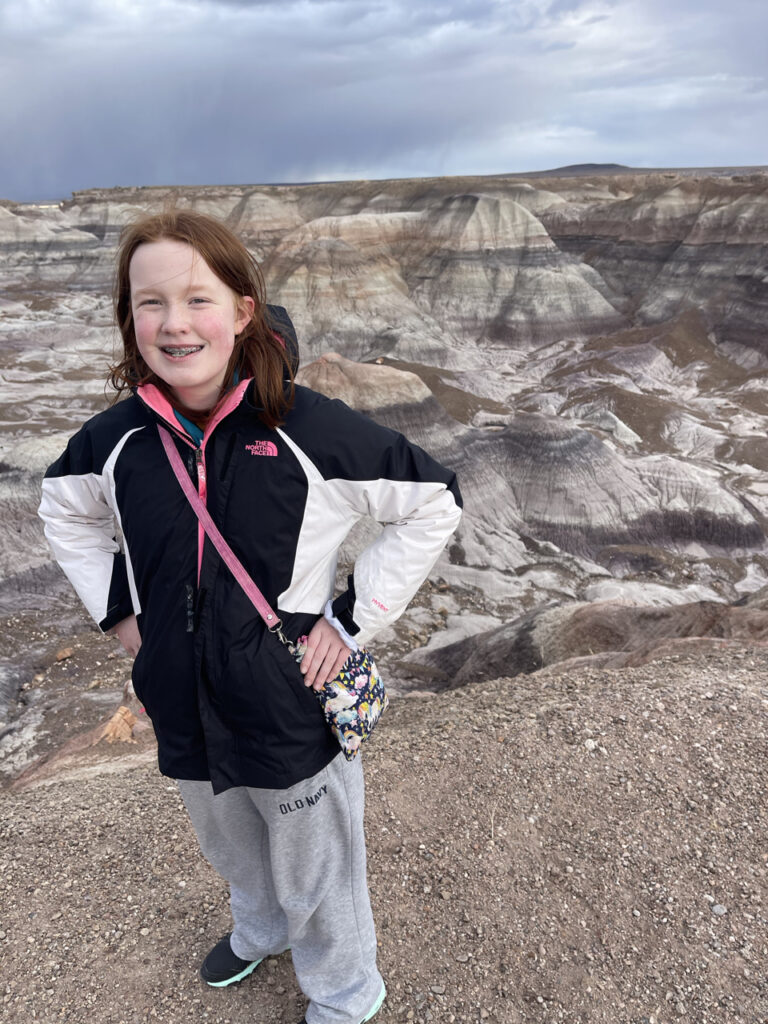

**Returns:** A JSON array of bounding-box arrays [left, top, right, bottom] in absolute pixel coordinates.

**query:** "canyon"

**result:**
[[1, 165, 767, 1023], [1, 165, 767, 780]]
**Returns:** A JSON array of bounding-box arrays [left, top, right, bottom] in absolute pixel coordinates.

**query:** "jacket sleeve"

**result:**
[[38, 428, 136, 632], [319, 402, 463, 645]]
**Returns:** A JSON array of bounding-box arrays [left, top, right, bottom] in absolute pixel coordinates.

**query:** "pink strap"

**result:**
[[157, 425, 282, 632]]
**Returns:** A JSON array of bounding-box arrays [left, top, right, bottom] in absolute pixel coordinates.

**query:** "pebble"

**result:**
[[711, 904, 727, 916], [2, 638, 766, 1024]]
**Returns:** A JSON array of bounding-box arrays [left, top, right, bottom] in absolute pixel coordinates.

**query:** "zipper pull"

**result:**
[[195, 447, 207, 488], [186, 584, 194, 633]]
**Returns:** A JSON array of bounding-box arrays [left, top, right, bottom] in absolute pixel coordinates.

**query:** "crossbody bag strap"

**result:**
[[156, 424, 284, 636]]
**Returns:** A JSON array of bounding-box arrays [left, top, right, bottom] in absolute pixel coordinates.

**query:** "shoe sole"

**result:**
[[201, 945, 291, 989], [202, 956, 262, 988]]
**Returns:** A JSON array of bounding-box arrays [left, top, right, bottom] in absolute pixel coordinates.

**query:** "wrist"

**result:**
[[323, 600, 359, 651]]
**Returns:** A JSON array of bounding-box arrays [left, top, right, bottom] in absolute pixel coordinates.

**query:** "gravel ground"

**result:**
[[1, 645, 767, 1024]]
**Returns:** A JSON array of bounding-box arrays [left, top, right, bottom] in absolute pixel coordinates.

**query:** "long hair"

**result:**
[[110, 209, 294, 429]]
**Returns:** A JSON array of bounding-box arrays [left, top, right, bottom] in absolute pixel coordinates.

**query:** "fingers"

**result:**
[[312, 647, 351, 692], [302, 640, 350, 690], [300, 618, 352, 690]]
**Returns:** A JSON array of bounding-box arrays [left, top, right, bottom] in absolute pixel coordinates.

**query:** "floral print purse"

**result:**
[[286, 636, 388, 760]]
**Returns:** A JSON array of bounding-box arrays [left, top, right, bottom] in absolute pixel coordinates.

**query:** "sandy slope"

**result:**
[[1, 645, 766, 1024]]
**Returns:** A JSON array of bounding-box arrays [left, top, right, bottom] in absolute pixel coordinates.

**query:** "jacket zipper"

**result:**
[[136, 383, 238, 607], [186, 584, 195, 633]]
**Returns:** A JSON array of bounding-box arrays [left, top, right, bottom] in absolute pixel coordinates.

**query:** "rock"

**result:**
[[296, 351, 431, 411], [10, 697, 155, 791], [99, 706, 138, 745], [402, 597, 768, 689]]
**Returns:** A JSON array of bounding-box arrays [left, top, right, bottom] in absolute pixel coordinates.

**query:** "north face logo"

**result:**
[[246, 441, 278, 457]]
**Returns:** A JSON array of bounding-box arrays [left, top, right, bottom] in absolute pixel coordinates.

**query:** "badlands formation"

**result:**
[[2, 168, 768, 700], [1, 168, 768, 1022]]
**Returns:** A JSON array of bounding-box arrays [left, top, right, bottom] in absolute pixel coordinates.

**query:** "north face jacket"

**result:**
[[39, 349, 463, 792]]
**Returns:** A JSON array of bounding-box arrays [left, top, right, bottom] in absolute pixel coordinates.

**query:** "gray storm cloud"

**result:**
[[0, 0, 765, 200]]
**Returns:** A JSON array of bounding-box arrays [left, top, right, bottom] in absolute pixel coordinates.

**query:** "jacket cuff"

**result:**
[[323, 601, 359, 651], [98, 553, 135, 632], [99, 593, 136, 633], [330, 574, 360, 637]]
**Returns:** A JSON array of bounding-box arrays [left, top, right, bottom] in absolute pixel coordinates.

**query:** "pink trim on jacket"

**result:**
[[138, 379, 253, 582]]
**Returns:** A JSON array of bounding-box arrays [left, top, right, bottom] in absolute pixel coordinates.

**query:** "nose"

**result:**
[[161, 302, 190, 335]]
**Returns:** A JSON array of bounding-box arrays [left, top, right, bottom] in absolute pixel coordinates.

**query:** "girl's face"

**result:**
[[129, 239, 254, 411]]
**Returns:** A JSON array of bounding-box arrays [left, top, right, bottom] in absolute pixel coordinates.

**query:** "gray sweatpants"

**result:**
[[177, 752, 384, 1024]]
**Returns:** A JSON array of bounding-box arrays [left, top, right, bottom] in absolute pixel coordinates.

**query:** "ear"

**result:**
[[234, 296, 255, 334]]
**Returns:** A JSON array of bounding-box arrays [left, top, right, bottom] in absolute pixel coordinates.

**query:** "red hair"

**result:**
[[110, 209, 294, 429]]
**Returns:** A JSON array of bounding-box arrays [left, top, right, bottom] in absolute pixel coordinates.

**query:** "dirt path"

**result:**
[[1, 646, 767, 1023]]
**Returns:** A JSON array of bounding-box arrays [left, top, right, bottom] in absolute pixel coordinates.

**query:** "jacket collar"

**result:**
[[136, 379, 253, 445]]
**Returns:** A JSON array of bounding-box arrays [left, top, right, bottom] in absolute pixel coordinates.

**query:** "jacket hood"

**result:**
[[266, 304, 300, 375]]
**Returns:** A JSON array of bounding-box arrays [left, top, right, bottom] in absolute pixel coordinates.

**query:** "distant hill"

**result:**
[[529, 162, 632, 175], [507, 162, 768, 178]]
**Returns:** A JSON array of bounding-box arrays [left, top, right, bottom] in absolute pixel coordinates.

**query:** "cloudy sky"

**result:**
[[1, 0, 765, 200]]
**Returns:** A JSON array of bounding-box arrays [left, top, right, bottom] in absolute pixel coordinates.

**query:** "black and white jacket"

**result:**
[[39, 364, 462, 792]]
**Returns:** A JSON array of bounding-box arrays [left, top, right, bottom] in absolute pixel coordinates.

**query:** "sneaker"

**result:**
[[200, 933, 262, 988], [298, 980, 386, 1024]]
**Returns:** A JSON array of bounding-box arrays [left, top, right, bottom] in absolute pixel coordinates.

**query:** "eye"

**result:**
[[190, 297, 210, 305], [137, 298, 161, 307]]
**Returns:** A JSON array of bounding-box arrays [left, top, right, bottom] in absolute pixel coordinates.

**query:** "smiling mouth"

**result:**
[[161, 346, 204, 358]]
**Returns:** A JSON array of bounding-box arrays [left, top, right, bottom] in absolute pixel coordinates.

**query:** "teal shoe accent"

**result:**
[[202, 934, 291, 988], [204, 956, 262, 988]]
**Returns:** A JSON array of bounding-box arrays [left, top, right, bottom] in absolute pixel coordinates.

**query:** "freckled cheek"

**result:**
[[133, 319, 157, 359], [195, 311, 238, 343]]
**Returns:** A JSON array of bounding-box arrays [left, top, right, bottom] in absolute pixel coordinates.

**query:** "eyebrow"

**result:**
[[131, 281, 214, 299]]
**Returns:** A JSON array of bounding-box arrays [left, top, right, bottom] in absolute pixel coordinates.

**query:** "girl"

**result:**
[[38, 210, 463, 1024]]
